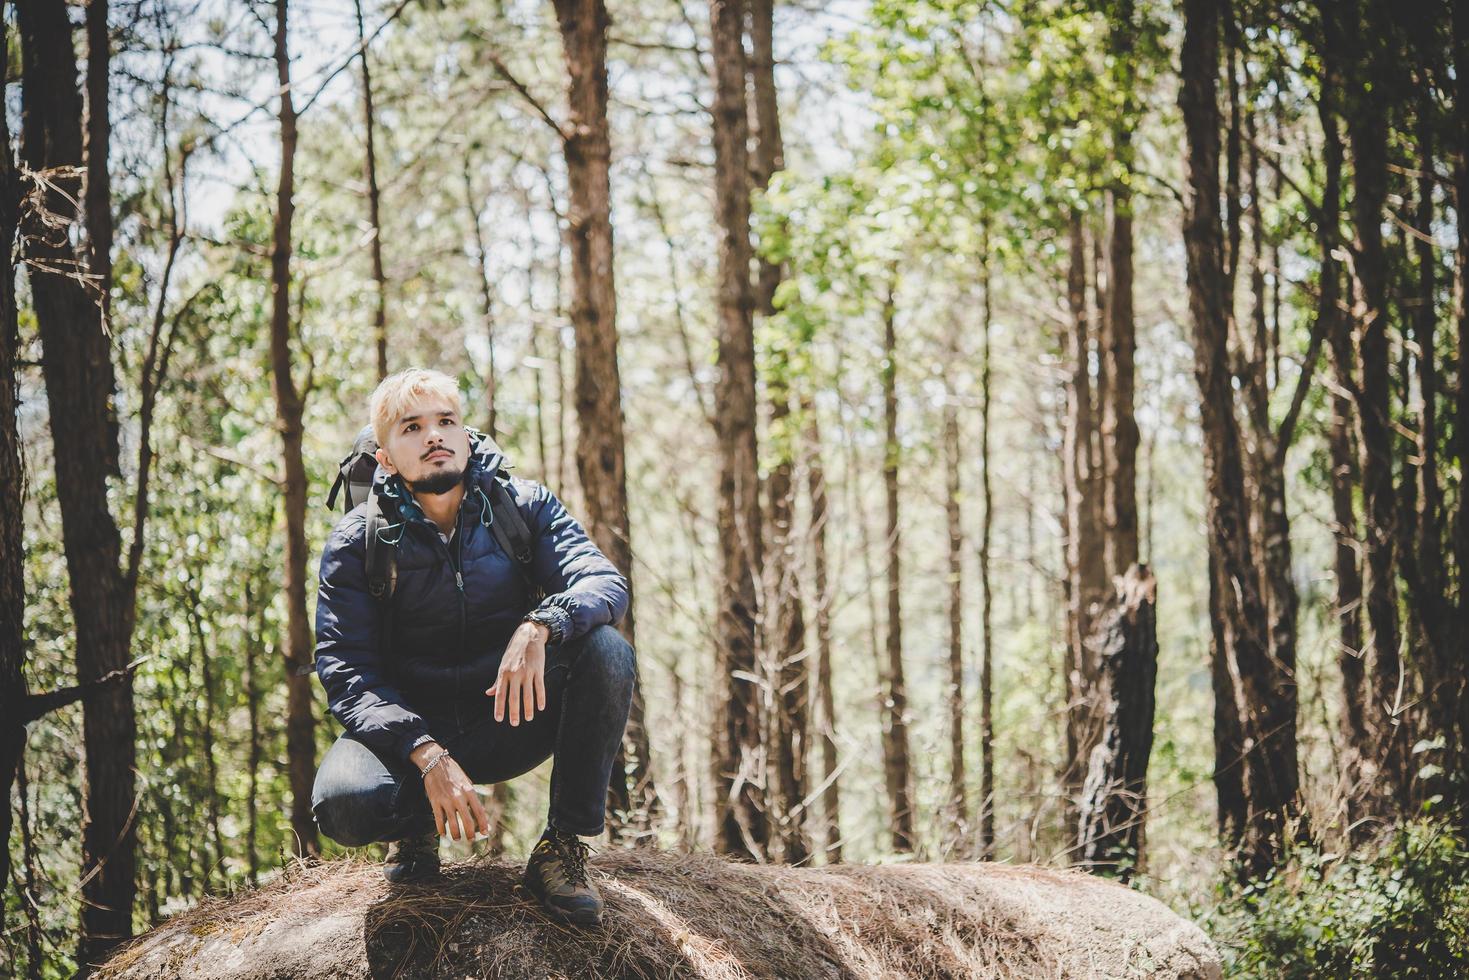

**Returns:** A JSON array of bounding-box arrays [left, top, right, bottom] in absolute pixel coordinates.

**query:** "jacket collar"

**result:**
[[371, 429, 508, 528]]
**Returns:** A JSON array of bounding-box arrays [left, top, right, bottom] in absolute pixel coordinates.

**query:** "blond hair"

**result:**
[[369, 368, 464, 448]]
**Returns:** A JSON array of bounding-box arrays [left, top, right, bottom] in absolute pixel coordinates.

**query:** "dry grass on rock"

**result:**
[[96, 849, 1220, 979]]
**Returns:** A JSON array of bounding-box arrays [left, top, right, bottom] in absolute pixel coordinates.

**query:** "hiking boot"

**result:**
[[383, 831, 440, 884], [523, 828, 603, 925]]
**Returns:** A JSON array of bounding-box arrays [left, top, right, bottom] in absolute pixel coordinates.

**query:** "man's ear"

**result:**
[[374, 446, 398, 475]]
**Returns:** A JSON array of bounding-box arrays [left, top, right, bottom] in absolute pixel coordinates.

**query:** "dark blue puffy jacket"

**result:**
[[313, 439, 630, 761]]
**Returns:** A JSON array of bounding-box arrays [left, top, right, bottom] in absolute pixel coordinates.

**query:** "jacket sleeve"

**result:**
[[314, 514, 433, 762], [519, 480, 631, 645]]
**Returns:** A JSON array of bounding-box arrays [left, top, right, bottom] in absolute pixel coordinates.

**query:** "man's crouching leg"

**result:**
[[524, 624, 636, 925], [311, 734, 440, 883]]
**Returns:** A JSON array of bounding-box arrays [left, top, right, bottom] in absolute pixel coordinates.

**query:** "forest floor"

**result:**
[[94, 848, 1221, 979]]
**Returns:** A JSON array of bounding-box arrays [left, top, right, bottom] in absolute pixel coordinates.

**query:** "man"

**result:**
[[310, 367, 635, 927]]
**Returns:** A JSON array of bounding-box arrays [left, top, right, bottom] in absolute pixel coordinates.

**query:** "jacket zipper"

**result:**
[[417, 505, 469, 725]]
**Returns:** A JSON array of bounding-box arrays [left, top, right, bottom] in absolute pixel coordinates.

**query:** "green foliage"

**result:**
[[1209, 822, 1469, 978]]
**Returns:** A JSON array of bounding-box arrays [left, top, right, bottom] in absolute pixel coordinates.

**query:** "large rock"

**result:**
[[97, 850, 1221, 979]]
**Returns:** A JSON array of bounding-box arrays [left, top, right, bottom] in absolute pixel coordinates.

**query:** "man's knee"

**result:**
[[311, 751, 400, 847], [580, 624, 636, 691], [312, 782, 394, 847]]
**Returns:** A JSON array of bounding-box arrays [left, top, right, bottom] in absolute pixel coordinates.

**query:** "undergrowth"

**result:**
[[1205, 820, 1469, 978]]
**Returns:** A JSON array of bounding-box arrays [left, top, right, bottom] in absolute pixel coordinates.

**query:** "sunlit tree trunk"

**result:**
[[1102, 0, 1138, 581], [1077, 565, 1157, 881], [550, 0, 657, 836], [463, 159, 499, 435], [0, 17, 24, 933], [1343, 0, 1408, 806], [977, 251, 995, 859], [707, 0, 766, 860], [268, 0, 320, 858], [748, 0, 808, 864], [85, 0, 112, 330], [19, 0, 139, 965], [1180, 0, 1297, 876], [1314, 21, 1371, 824], [353, 0, 388, 380], [879, 277, 916, 854], [1062, 211, 1105, 845], [943, 382, 967, 851], [805, 397, 841, 863]]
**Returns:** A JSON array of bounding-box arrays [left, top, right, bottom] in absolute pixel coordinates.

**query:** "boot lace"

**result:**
[[540, 833, 592, 889]]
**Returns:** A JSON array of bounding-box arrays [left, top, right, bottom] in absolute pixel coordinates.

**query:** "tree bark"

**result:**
[[1180, 0, 1298, 877], [550, 0, 657, 838], [245, 580, 263, 885], [880, 277, 917, 854], [1343, 0, 1408, 806], [748, 0, 807, 864], [707, 0, 766, 860], [18, 0, 139, 964], [0, 14, 24, 935], [1404, 85, 1457, 807], [1208, 543, 1246, 846], [463, 160, 499, 436], [943, 389, 968, 850], [1451, 0, 1469, 830], [85, 0, 112, 334], [1102, 0, 1139, 581], [1062, 211, 1106, 845], [805, 397, 841, 863], [268, 0, 320, 858], [353, 0, 389, 381], [1314, 18, 1372, 822], [1077, 565, 1158, 881], [977, 253, 995, 859]]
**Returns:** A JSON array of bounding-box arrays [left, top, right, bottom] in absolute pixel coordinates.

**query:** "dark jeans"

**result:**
[[311, 624, 635, 844]]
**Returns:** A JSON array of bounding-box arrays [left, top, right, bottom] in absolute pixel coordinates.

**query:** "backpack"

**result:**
[[301, 425, 539, 677]]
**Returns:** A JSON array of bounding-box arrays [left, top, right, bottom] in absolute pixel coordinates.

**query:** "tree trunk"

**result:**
[[18, 0, 139, 963], [1241, 104, 1304, 851], [1180, 0, 1297, 877], [1344, 0, 1408, 806], [1077, 565, 1158, 881], [463, 160, 499, 436], [880, 277, 917, 854], [85, 0, 112, 332], [707, 0, 766, 860], [977, 252, 995, 859], [1208, 543, 1246, 847], [944, 390, 967, 850], [245, 580, 263, 885], [269, 0, 320, 858], [1451, 0, 1469, 830], [353, 0, 389, 381], [1314, 20, 1372, 821], [0, 15, 24, 932], [550, 0, 657, 839], [1404, 88, 1456, 807], [805, 397, 841, 863], [1102, 0, 1138, 581], [748, 0, 808, 866], [1062, 211, 1106, 845]]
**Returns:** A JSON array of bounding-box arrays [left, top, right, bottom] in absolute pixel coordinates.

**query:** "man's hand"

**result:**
[[409, 741, 488, 841], [486, 621, 549, 725]]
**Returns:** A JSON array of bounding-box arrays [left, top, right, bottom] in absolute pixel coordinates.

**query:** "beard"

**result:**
[[408, 465, 466, 496]]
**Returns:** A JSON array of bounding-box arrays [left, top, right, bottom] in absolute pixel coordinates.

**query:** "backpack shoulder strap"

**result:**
[[363, 494, 397, 601], [300, 498, 397, 678], [486, 475, 542, 600]]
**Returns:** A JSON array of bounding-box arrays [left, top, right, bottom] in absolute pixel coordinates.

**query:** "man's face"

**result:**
[[375, 397, 471, 496]]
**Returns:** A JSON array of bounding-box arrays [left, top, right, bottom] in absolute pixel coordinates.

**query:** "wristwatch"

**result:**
[[523, 608, 558, 641]]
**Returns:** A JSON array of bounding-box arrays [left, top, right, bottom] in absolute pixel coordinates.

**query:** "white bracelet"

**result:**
[[419, 749, 451, 779]]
